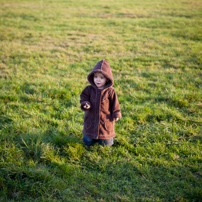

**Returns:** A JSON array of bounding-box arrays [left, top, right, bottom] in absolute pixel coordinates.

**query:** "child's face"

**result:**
[[94, 72, 108, 89]]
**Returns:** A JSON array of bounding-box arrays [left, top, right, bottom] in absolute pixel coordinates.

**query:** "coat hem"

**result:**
[[82, 131, 116, 140]]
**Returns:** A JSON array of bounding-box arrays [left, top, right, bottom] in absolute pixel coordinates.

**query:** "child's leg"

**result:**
[[98, 138, 113, 147], [83, 135, 96, 146]]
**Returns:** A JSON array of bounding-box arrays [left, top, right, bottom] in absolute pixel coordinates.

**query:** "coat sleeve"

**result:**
[[110, 89, 122, 119], [80, 86, 91, 111]]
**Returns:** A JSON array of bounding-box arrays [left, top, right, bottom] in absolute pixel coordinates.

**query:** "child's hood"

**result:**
[[87, 60, 113, 89]]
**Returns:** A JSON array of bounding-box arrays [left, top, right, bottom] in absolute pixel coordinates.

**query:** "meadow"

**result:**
[[0, 0, 202, 201]]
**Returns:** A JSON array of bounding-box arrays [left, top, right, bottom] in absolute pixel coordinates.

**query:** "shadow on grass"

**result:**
[[1, 127, 202, 201], [0, 107, 201, 201], [0, 115, 13, 130]]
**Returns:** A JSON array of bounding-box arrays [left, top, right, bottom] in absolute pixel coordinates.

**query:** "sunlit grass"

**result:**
[[0, 0, 202, 201]]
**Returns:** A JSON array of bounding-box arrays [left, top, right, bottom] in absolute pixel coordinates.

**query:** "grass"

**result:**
[[0, 0, 202, 201]]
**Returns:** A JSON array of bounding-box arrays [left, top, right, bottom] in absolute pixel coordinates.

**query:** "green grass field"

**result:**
[[0, 0, 202, 201]]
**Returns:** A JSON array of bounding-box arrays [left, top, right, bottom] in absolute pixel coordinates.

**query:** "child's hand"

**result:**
[[115, 118, 119, 121], [83, 103, 90, 109]]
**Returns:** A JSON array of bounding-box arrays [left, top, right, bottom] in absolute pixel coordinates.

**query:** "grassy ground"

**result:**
[[0, 0, 202, 201]]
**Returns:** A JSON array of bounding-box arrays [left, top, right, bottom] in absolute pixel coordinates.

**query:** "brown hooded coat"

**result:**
[[80, 60, 122, 139]]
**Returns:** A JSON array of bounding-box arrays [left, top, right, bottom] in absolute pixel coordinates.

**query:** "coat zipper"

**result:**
[[97, 90, 102, 139]]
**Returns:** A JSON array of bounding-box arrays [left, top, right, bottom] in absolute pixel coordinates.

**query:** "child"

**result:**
[[80, 60, 122, 146]]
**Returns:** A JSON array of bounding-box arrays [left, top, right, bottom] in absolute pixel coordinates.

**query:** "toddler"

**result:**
[[80, 60, 121, 146]]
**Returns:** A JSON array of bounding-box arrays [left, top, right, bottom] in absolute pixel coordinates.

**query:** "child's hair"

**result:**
[[94, 72, 106, 77]]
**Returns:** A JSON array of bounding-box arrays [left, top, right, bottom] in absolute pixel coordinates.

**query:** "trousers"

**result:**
[[83, 135, 114, 147]]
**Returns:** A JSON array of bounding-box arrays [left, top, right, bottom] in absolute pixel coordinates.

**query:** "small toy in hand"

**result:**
[[84, 103, 90, 109]]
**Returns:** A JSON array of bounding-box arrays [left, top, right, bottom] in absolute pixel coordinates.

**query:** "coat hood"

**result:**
[[87, 60, 113, 89]]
